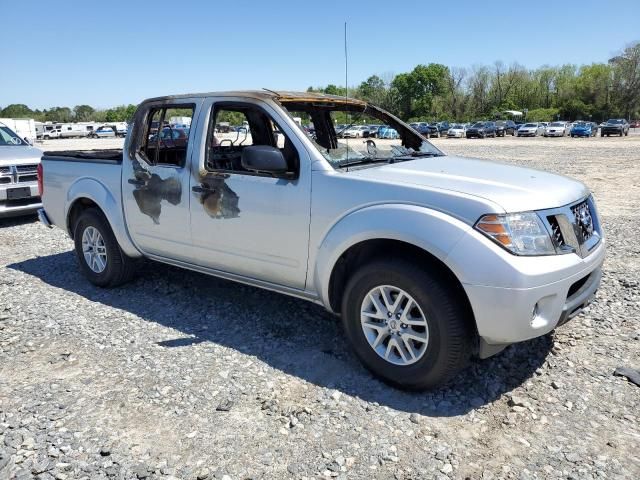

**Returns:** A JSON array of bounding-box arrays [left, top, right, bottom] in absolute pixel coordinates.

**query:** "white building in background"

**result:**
[[0, 118, 37, 143]]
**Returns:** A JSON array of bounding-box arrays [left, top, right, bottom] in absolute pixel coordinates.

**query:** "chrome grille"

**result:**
[[571, 201, 595, 242], [540, 196, 601, 258], [19, 174, 38, 183], [0, 164, 39, 185], [16, 164, 38, 184], [547, 216, 565, 247]]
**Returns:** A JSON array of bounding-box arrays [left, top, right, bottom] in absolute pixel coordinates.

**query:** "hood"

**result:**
[[0, 145, 43, 165], [348, 155, 588, 212]]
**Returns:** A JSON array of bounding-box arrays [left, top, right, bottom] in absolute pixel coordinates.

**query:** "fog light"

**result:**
[[532, 303, 539, 321]]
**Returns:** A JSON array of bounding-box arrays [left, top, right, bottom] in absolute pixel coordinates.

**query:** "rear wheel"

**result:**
[[73, 208, 136, 287], [341, 258, 473, 390]]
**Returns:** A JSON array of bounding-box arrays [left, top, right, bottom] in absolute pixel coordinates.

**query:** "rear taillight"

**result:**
[[37, 163, 43, 197]]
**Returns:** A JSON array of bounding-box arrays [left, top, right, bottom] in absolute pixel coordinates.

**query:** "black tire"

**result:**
[[73, 208, 136, 287], [341, 257, 473, 390]]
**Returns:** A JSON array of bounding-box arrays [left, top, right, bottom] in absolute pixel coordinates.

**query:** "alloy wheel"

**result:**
[[81, 226, 107, 273], [360, 285, 429, 366]]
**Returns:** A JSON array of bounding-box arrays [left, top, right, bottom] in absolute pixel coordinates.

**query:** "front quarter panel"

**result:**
[[313, 204, 474, 310]]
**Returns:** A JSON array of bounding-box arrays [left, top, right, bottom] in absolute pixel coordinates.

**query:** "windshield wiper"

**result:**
[[337, 157, 393, 168], [407, 151, 444, 157]]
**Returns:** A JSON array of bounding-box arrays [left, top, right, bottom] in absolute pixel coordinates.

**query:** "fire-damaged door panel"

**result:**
[[188, 98, 311, 289], [121, 100, 201, 259]]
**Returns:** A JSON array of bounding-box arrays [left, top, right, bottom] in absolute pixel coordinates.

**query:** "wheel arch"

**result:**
[[65, 179, 140, 257], [313, 204, 476, 326]]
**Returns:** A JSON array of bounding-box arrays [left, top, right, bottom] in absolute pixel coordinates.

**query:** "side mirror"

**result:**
[[24, 137, 33, 145], [241, 145, 288, 175]]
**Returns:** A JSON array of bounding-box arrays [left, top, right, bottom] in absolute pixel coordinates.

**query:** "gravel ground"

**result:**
[[1, 135, 639, 480]]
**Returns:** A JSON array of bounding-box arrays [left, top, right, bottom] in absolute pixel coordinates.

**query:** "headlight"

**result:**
[[475, 212, 555, 256]]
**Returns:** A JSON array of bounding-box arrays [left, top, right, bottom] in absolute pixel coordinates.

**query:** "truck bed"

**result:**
[[43, 149, 123, 163], [40, 149, 124, 232]]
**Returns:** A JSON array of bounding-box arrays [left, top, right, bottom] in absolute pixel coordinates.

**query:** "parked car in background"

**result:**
[[570, 122, 597, 138], [600, 119, 629, 137], [340, 125, 369, 138], [466, 121, 497, 138], [629, 120, 639, 128], [366, 125, 380, 138], [37, 89, 605, 390], [42, 125, 62, 139], [447, 124, 466, 138], [544, 122, 570, 137], [90, 126, 117, 138], [516, 123, 545, 137], [377, 125, 400, 139], [434, 121, 451, 136], [0, 123, 43, 217], [495, 120, 517, 136]]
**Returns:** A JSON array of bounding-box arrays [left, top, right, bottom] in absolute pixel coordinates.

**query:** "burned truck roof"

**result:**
[[140, 90, 368, 107]]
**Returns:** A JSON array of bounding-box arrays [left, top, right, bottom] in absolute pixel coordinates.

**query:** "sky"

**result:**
[[2, 0, 638, 110]]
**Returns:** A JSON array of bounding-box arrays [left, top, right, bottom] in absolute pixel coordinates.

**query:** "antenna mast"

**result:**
[[344, 21, 348, 103], [344, 21, 349, 167]]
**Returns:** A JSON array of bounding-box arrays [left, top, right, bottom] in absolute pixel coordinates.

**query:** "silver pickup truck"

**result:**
[[38, 91, 605, 389]]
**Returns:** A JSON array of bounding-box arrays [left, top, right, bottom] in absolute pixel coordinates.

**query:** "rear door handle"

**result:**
[[128, 178, 145, 186], [192, 185, 214, 193]]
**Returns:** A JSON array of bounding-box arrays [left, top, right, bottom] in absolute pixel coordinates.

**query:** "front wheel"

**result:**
[[341, 258, 473, 390], [73, 208, 136, 287]]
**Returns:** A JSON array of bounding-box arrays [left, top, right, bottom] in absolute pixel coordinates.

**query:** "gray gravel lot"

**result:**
[[1, 135, 639, 479]]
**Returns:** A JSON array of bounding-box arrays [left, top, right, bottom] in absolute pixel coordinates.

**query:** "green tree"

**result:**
[[356, 75, 387, 106], [44, 107, 73, 122], [609, 42, 640, 118], [73, 105, 95, 121], [391, 64, 449, 119], [0, 104, 34, 118]]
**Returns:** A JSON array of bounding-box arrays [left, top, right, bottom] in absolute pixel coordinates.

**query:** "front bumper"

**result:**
[[0, 184, 42, 218], [445, 210, 606, 349], [461, 240, 605, 346]]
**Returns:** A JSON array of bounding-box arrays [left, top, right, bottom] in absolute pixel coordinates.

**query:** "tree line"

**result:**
[[2, 41, 638, 124], [0, 104, 137, 124], [308, 41, 640, 123]]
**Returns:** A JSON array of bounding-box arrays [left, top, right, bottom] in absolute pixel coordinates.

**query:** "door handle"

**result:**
[[128, 178, 145, 186], [192, 185, 215, 194]]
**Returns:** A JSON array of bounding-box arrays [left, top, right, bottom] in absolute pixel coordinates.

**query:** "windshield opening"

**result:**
[[278, 100, 443, 169], [0, 126, 25, 146]]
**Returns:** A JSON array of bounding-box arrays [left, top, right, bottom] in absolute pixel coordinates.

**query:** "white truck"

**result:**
[[37, 91, 605, 389]]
